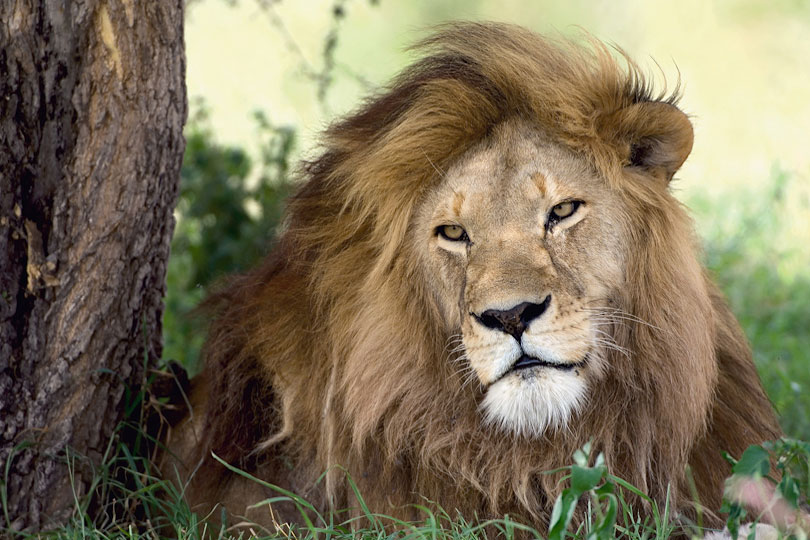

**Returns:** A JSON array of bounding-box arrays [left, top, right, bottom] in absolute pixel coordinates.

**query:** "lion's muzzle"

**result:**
[[473, 295, 552, 340]]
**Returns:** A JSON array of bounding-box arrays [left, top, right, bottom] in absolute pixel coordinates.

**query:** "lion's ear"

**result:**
[[607, 102, 694, 183]]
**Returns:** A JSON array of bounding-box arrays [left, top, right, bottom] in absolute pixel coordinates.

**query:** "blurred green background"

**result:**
[[165, 0, 810, 439]]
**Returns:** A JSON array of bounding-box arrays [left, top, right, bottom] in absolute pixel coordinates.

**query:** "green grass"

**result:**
[[6, 422, 809, 539], [2, 424, 199, 539]]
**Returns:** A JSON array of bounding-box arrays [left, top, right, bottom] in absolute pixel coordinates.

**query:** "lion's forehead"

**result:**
[[439, 122, 603, 225]]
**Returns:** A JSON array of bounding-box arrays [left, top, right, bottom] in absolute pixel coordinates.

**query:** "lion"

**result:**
[[166, 22, 781, 532]]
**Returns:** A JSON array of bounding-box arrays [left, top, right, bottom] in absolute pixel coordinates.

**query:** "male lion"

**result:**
[[167, 22, 781, 531]]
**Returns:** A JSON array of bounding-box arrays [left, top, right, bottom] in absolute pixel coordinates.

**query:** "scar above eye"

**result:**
[[531, 172, 547, 198], [452, 191, 466, 217]]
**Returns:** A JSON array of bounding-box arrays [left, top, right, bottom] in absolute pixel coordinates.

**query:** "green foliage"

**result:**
[[722, 439, 810, 540], [731, 445, 772, 478], [163, 104, 295, 374], [11, 417, 809, 539], [548, 443, 617, 540]]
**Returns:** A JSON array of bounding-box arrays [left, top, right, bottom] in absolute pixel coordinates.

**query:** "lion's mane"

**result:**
[[180, 22, 780, 528]]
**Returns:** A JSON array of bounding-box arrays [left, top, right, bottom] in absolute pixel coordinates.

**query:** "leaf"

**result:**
[[548, 492, 564, 534], [594, 482, 614, 496], [723, 501, 747, 540], [732, 445, 770, 477], [777, 475, 800, 508], [573, 442, 592, 467], [571, 465, 605, 495], [587, 493, 618, 540], [548, 491, 579, 540], [722, 450, 738, 467]]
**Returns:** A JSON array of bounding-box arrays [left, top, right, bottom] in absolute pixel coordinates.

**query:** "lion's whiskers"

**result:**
[[451, 355, 480, 391], [591, 330, 631, 358], [443, 334, 481, 390], [583, 306, 661, 330], [444, 333, 464, 351]]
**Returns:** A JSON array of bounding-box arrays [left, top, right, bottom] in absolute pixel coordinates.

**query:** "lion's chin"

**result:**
[[481, 368, 588, 438]]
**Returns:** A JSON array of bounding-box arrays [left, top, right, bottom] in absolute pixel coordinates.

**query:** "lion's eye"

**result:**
[[437, 225, 469, 242], [547, 200, 582, 227]]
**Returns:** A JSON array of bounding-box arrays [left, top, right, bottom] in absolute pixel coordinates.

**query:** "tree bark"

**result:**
[[0, 1, 186, 531]]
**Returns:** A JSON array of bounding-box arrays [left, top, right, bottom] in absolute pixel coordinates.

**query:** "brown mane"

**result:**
[[173, 22, 781, 529]]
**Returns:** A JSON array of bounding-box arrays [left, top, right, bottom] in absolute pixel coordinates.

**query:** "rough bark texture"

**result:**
[[0, 1, 186, 531]]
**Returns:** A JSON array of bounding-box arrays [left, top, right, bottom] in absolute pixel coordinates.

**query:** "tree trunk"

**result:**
[[0, 1, 186, 531]]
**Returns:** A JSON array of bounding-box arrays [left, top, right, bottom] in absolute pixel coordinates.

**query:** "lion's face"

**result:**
[[416, 119, 629, 437]]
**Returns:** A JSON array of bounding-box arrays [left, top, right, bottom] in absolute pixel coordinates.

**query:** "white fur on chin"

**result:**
[[481, 368, 588, 438]]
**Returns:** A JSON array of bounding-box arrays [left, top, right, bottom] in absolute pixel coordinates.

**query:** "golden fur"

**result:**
[[167, 23, 781, 530]]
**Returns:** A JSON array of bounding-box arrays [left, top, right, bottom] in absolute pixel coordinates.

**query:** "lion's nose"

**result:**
[[475, 295, 552, 340]]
